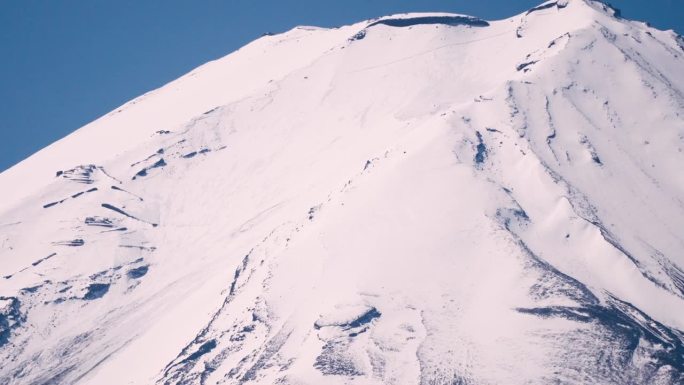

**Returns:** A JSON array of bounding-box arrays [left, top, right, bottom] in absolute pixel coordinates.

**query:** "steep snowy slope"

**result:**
[[1, 1, 683, 384]]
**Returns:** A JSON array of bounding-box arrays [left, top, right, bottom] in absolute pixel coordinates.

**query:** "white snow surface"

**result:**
[[1, 1, 683, 384]]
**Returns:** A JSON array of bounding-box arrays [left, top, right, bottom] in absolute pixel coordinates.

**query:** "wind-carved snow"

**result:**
[[1, 0, 684, 384]]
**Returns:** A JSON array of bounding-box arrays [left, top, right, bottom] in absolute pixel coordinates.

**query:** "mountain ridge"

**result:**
[[0, 0, 661, 214]]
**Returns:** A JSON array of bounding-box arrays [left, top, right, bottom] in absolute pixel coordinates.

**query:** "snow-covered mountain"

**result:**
[[1, 1, 683, 384]]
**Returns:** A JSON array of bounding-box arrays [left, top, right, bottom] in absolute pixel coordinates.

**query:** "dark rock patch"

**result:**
[[83, 283, 110, 300], [368, 15, 489, 28]]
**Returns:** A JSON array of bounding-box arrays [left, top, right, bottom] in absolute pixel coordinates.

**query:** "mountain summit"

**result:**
[[1, 1, 683, 384]]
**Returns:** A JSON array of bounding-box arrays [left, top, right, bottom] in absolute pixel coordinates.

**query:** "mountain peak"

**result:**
[[1, 2, 683, 385], [518, 0, 624, 28], [529, 0, 620, 16]]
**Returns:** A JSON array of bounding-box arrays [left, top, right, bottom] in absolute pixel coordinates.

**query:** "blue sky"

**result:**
[[0, 0, 682, 172]]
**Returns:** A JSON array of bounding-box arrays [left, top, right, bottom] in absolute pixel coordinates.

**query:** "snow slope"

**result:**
[[1, 1, 683, 384]]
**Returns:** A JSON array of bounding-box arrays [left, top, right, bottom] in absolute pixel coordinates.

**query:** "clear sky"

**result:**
[[0, 0, 682, 172]]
